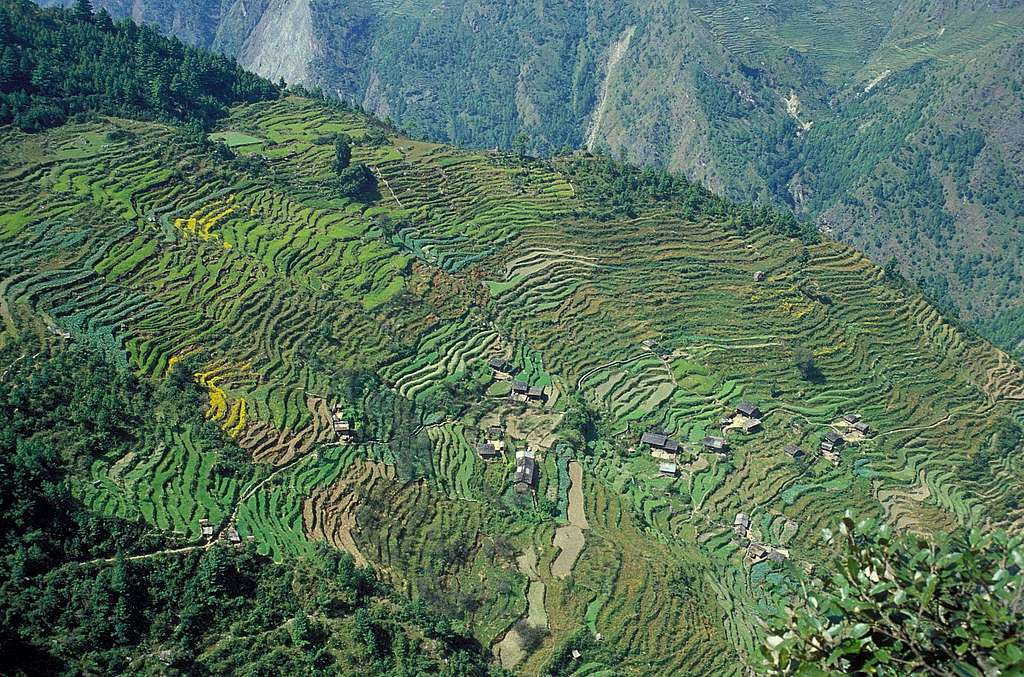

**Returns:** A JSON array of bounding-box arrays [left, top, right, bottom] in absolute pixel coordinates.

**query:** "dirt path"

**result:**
[[551, 461, 588, 579]]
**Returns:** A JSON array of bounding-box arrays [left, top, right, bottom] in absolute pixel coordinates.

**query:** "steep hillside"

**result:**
[[4, 93, 1024, 675], [39, 0, 1024, 356], [3, 2, 1024, 673]]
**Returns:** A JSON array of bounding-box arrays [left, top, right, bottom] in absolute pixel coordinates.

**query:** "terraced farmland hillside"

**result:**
[[2, 95, 1023, 674]]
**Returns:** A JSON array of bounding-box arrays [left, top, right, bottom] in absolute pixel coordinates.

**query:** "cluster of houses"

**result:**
[[641, 431, 682, 477], [488, 357, 547, 404], [332, 405, 355, 443], [723, 402, 763, 433], [475, 424, 538, 494], [733, 512, 788, 566], [476, 426, 505, 460], [820, 430, 844, 465], [841, 413, 871, 437], [511, 380, 546, 403]]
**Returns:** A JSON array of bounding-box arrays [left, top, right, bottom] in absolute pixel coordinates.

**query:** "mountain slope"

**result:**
[[4, 87, 1024, 677], [3, 2, 1024, 673], [41, 0, 1024, 355]]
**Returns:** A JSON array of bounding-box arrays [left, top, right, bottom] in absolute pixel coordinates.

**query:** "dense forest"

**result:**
[[0, 338, 498, 675], [0, 0, 279, 132]]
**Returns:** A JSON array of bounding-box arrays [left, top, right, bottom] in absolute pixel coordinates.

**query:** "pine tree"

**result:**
[[74, 0, 94, 22], [333, 134, 352, 172]]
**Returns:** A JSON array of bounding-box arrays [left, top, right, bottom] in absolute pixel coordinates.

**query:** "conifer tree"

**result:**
[[74, 0, 93, 22]]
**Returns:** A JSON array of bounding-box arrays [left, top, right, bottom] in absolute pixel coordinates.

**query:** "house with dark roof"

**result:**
[[824, 430, 844, 445], [476, 443, 500, 460], [703, 436, 728, 451], [735, 403, 762, 419], [743, 418, 762, 433], [526, 386, 545, 402], [641, 431, 680, 453], [514, 456, 536, 492], [511, 380, 529, 396], [783, 444, 804, 460], [843, 413, 861, 424], [853, 422, 870, 435], [488, 357, 517, 376]]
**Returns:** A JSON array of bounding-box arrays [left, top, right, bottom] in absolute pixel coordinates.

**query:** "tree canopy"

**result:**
[[0, 0, 279, 132], [759, 513, 1024, 676]]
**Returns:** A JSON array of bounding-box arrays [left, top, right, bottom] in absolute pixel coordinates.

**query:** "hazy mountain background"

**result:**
[[41, 0, 1024, 354]]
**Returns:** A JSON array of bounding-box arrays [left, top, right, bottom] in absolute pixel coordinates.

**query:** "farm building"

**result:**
[[659, 463, 678, 477], [226, 526, 241, 544], [526, 386, 545, 402], [843, 413, 861, 424], [823, 430, 844, 446], [476, 443, 500, 460], [199, 518, 214, 538], [735, 402, 762, 419], [742, 418, 762, 433], [642, 339, 658, 349], [488, 357, 517, 376], [641, 431, 680, 453], [733, 512, 751, 536], [783, 444, 804, 460], [331, 406, 355, 442], [702, 436, 728, 451], [514, 454, 536, 492]]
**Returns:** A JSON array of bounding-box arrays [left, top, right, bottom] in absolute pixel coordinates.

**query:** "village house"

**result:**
[[476, 442, 500, 460], [852, 421, 870, 436], [226, 526, 241, 544], [733, 512, 751, 537], [843, 413, 861, 424], [514, 449, 537, 492], [742, 418, 762, 433], [488, 357, 517, 378], [823, 430, 844, 446], [640, 431, 680, 453], [783, 444, 804, 460], [735, 402, 762, 419], [702, 435, 728, 452], [332, 405, 355, 442]]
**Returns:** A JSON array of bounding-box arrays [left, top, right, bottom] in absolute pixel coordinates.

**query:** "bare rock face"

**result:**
[[238, 0, 317, 86]]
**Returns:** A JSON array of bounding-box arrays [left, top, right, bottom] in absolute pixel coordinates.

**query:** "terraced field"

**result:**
[[2, 96, 1022, 674]]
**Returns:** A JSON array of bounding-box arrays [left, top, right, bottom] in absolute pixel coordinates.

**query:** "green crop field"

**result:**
[[2, 94, 1022, 674]]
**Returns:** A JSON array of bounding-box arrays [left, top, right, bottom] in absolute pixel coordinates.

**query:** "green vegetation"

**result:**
[[1, 6, 1023, 673], [0, 0, 278, 132], [761, 514, 1023, 676], [0, 339, 496, 675]]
